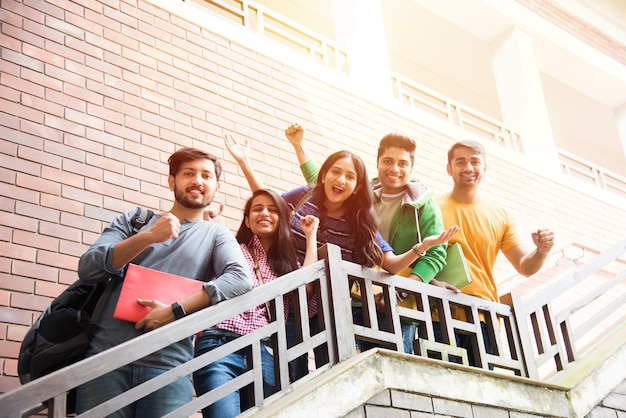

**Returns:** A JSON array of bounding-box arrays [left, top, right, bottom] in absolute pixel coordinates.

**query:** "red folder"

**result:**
[[113, 263, 204, 323]]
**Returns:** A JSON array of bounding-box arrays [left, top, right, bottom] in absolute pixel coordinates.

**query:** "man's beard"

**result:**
[[174, 186, 213, 209]]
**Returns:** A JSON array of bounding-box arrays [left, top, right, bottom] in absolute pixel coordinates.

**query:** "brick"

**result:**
[[4, 357, 18, 376], [47, 15, 85, 39], [46, 88, 86, 112], [64, 6, 98, 34], [1, 48, 44, 74], [343, 406, 366, 418], [123, 188, 160, 209], [61, 185, 104, 207], [509, 412, 546, 418], [39, 221, 83, 242], [66, 59, 106, 85], [0, 273, 35, 293], [48, 38, 92, 66], [366, 389, 391, 406], [123, 115, 160, 137], [34, 279, 67, 298], [60, 211, 103, 233], [85, 131, 125, 154], [45, 113, 87, 137], [2, 19, 45, 49], [23, 92, 64, 117], [104, 145, 138, 166], [59, 239, 89, 258], [24, 0, 63, 19], [0, 37, 22, 63], [36, 250, 79, 271], [59, 270, 79, 286], [16, 200, 60, 223], [473, 404, 510, 418], [121, 26, 154, 51], [0, 374, 20, 394], [0, 97, 44, 124], [139, 180, 170, 201], [0, 306, 34, 326], [103, 5, 136, 29], [11, 261, 57, 284], [0, 339, 22, 359], [24, 17, 65, 44], [64, 133, 101, 156], [433, 397, 472, 417], [85, 177, 125, 200], [17, 145, 62, 168], [64, 82, 104, 106], [364, 404, 410, 418], [88, 36, 124, 63], [7, 323, 29, 342], [65, 108, 105, 131], [390, 390, 432, 412], [13, 229, 59, 252], [0, 242, 36, 262], [603, 393, 626, 410], [41, 165, 87, 189], [86, 152, 124, 174]]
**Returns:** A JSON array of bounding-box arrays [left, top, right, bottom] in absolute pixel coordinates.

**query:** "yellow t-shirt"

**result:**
[[435, 194, 522, 304]]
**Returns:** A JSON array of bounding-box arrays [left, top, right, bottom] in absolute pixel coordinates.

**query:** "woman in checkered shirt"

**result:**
[[193, 188, 319, 418]]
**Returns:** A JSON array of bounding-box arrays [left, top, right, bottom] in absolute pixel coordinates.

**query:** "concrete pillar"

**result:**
[[490, 28, 560, 172], [331, 0, 392, 98]]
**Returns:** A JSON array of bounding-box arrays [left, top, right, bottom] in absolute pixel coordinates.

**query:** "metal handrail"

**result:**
[[501, 238, 626, 380], [2, 240, 625, 416]]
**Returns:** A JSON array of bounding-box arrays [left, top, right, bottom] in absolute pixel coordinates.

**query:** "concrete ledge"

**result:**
[[252, 349, 573, 418]]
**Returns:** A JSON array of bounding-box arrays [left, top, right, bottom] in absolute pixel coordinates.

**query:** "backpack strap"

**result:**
[[131, 207, 154, 233], [87, 276, 117, 325], [88, 207, 154, 324]]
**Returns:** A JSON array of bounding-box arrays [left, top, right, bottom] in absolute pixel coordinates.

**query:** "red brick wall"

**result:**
[[1, 0, 625, 393]]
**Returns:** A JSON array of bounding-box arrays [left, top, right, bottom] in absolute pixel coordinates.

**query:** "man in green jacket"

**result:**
[[284, 124, 459, 354]]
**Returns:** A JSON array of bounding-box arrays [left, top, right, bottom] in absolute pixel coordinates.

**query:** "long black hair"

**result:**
[[236, 189, 299, 276], [313, 150, 383, 267]]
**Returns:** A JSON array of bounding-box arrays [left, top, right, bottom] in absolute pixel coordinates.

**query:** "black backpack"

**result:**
[[17, 207, 154, 412]]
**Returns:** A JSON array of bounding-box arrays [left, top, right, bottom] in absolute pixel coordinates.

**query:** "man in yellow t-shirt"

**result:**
[[435, 140, 555, 365]]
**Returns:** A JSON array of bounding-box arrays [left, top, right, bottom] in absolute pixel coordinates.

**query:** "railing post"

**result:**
[[501, 292, 538, 379], [319, 244, 357, 362]]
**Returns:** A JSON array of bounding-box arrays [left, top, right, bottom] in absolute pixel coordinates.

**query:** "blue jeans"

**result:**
[[75, 363, 192, 418], [193, 330, 276, 418], [401, 322, 417, 354]]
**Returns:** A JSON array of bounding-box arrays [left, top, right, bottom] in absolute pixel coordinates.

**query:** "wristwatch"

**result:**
[[171, 302, 187, 320]]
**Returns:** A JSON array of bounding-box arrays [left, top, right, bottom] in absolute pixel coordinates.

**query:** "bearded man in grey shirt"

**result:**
[[75, 147, 253, 417]]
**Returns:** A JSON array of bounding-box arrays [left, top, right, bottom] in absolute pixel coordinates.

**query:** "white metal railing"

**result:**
[[502, 238, 626, 381], [559, 148, 626, 199], [200, 0, 348, 72], [390, 72, 524, 152], [3, 240, 625, 416]]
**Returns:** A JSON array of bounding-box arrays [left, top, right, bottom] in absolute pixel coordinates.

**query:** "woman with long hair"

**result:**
[[193, 189, 319, 418]]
